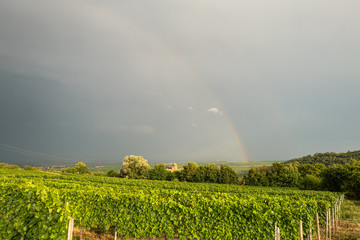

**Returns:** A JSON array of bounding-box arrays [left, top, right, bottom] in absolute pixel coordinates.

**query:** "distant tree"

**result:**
[[166, 171, 176, 181], [148, 164, 168, 180], [298, 174, 323, 190], [0, 162, 21, 170], [344, 167, 360, 199], [219, 164, 238, 184], [268, 162, 300, 187], [92, 171, 105, 176], [321, 164, 348, 192], [193, 164, 219, 183], [122, 155, 150, 179], [172, 171, 182, 181], [106, 169, 120, 177], [75, 162, 91, 174], [340, 161, 360, 199], [242, 153, 360, 199], [61, 167, 76, 174], [298, 163, 326, 177], [244, 166, 270, 186], [181, 162, 198, 182], [285, 150, 360, 166], [23, 166, 42, 171], [238, 177, 246, 185], [193, 165, 206, 182], [204, 164, 220, 183], [119, 169, 125, 178], [61, 162, 90, 174]]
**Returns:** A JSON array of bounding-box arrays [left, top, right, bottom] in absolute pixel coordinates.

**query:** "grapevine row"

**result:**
[[0, 170, 341, 239]]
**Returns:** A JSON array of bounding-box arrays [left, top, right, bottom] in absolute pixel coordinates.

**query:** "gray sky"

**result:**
[[1, 0, 360, 165]]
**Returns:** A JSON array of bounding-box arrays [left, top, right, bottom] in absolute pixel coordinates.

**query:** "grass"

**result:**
[[332, 200, 360, 240], [73, 227, 114, 240]]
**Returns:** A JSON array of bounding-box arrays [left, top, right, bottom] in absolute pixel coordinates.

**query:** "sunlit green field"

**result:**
[[0, 169, 340, 239]]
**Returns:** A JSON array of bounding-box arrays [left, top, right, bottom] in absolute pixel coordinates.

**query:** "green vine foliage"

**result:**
[[0, 169, 341, 239], [0, 182, 69, 239]]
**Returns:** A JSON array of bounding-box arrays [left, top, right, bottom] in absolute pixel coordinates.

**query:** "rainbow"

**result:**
[[73, 0, 252, 161]]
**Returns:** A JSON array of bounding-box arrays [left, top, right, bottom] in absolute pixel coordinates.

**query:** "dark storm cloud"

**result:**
[[1, 0, 360, 164]]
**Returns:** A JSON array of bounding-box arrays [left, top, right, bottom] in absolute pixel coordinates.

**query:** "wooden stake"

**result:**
[[115, 226, 117, 240], [67, 218, 74, 240], [300, 220, 304, 240], [339, 203, 341, 226], [329, 210, 332, 240], [316, 212, 320, 240], [338, 204, 341, 226], [309, 221, 312, 240], [325, 210, 328, 240], [335, 205, 338, 228], [331, 207, 336, 232]]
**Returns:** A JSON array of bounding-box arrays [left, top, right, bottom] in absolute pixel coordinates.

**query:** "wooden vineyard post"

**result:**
[[335, 203, 340, 227], [325, 210, 328, 240], [307, 221, 312, 240], [336, 203, 340, 227], [334, 206, 336, 229], [338, 203, 341, 226], [329, 209, 332, 240], [316, 212, 320, 240], [331, 207, 336, 232], [300, 220, 304, 240], [274, 223, 280, 240], [339, 195, 344, 226], [114, 226, 117, 240], [67, 218, 74, 240], [335, 205, 338, 229]]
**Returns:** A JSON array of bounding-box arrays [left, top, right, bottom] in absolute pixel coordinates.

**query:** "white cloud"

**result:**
[[207, 107, 222, 115], [191, 123, 198, 128], [188, 106, 194, 111]]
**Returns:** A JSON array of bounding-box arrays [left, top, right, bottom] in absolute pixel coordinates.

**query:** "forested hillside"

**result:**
[[284, 150, 360, 166], [244, 150, 360, 199]]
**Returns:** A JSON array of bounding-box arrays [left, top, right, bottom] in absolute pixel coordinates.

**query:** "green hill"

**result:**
[[285, 150, 360, 166]]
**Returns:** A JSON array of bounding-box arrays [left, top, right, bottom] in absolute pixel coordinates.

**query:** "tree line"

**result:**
[[284, 150, 360, 166], [244, 160, 360, 199], [107, 155, 238, 184]]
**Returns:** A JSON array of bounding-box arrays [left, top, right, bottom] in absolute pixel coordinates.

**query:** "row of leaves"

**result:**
[[0, 170, 341, 239], [0, 169, 339, 200], [0, 182, 69, 240]]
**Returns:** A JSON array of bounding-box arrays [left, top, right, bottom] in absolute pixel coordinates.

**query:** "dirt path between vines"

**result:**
[[333, 200, 360, 240]]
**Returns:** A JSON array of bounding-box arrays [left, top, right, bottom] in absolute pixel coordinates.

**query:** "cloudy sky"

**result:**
[[1, 0, 359, 165]]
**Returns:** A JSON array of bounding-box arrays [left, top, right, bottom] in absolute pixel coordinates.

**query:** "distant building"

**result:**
[[165, 163, 181, 172]]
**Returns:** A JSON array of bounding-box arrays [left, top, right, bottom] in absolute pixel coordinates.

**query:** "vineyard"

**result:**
[[0, 169, 341, 239]]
